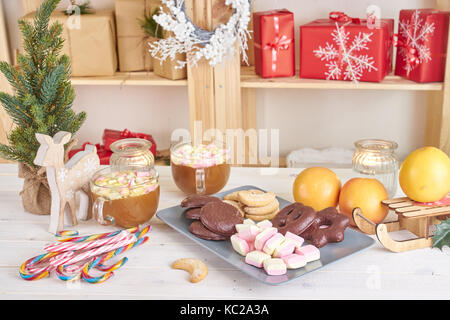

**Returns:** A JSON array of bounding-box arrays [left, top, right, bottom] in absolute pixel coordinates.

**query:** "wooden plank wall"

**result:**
[[426, 0, 450, 155]]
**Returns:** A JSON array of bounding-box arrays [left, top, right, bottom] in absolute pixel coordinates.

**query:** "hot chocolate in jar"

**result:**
[[170, 141, 230, 195], [90, 166, 160, 228]]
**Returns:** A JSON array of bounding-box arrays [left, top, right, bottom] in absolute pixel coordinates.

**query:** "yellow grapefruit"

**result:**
[[399, 147, 450, 202], [339, 177, 389, 225], [292, 167, 341, 211]]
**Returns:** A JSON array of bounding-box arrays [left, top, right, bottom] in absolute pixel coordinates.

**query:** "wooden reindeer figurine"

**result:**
[[34, 131, 100, 234]]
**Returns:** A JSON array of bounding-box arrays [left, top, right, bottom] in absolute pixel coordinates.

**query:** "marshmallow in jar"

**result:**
[[90, 167, 160, 228]]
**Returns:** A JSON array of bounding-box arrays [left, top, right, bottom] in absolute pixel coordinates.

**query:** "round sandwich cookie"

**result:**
[[185, 207, 202, 220], [200, 201, 244, 237], [189, 220, 228, 241], [181, 195, 222, 208]]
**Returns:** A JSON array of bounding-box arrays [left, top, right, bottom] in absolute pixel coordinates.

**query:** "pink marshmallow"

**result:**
[[282, 253, 307, 269], [256, 220, 273, 229], [295, 244, 321, 262], [272, 239, 296, 258], [263, 258, 287, 276], [245, 250, 271, 268], [284, 232, 305, 249], [230, 235, 250, 256], [248, 241, 255, 252], [237, 225, 261, 242], [254, 227, 277, 251], [262, 233, 285, 255]]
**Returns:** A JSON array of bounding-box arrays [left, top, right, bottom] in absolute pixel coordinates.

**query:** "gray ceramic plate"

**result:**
[[156, 185, 375, 285]]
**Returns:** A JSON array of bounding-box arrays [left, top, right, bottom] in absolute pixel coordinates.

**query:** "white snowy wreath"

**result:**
[[149, 0, 252, 68]]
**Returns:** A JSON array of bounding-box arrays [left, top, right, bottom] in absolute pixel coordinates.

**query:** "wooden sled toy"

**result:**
[[352, 197, 450, 253]]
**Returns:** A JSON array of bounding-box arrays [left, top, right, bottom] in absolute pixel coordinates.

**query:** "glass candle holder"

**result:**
[[352, 139, 399, 198], [109, 138, 155, 170]]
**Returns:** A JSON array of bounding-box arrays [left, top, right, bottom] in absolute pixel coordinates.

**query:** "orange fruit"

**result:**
[[292, 167, 341, 211], [399, 147, 450, 203], [339, 177, 388, 225]]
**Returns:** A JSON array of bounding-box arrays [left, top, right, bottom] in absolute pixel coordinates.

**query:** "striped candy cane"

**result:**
[[49, 234, 137, 268], [56, 227, 139, 243], [44, 230, 130, 252]]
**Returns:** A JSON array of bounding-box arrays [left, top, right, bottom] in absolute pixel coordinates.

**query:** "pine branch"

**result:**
[[140, 9, 164, 39]]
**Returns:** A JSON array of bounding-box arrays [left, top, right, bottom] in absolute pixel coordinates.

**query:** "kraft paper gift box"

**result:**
[[152, 34, 187, 81], [115, 0, 159, 72], [23, 10, 117, 77], [115, 0, 187, 80]]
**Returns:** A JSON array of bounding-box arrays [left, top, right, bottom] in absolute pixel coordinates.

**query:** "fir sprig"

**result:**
[[140, 9, 164, 39], [432, 218, 450, 251], [0, 0, 86, 167]]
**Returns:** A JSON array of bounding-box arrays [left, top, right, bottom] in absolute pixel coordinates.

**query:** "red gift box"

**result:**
[[68, 143, 112, 165], [102, 129, 157, 156], [300, 12, 394, 82], [394, 9, 450, 83], [253, 9, 296, 78]]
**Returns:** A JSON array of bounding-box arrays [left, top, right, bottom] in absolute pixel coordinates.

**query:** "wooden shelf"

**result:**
[[71, 67, 444, 91], [71, 72, 188, 86], [240, 67, 443, 91]]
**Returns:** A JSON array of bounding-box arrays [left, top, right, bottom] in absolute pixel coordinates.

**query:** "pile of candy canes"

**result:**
[[19, 226, 150, 284]]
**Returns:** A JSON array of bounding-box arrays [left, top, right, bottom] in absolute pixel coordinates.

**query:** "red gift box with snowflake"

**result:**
[[300, 12, 394, 83], [253, 9, 296, 78], [394, 9, 450, 83]]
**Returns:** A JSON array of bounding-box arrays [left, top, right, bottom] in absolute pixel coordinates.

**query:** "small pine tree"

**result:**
[[0, 0, 86, 168]]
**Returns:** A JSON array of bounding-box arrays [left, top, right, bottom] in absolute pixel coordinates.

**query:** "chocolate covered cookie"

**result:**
[[200, 201, 244, 237], [181, 195, 221, 208], [300, 207, 350, 248], [185, 207, 202, 220], [271, 203, 316, 235], [189, 220, 228, 241]]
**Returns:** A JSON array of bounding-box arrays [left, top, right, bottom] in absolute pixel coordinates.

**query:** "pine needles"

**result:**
[[0, 0, 86, 167], [140, 8, 164, 39]]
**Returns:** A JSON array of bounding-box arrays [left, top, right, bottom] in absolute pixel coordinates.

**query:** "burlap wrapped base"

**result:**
[[18, 163, 51, 215]]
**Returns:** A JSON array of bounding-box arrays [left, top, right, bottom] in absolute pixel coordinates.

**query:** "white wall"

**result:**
[[2, 0, 437, 160]]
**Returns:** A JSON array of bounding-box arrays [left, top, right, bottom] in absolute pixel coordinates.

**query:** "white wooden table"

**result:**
[[1, 164, 449, 300]]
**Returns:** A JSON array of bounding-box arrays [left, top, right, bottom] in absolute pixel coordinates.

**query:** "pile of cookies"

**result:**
[[181, 195, 243, 241], [223, 189, 280, 222]]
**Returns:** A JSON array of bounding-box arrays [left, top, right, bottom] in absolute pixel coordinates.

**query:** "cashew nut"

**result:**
[[172, 258, 208, 283]]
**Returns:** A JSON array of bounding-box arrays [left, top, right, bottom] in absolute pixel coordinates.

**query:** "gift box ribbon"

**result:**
[[329, 11, 361, 24], [392, 34, 421, 73], [255, 16, 294, 73], [120, 129, 149, 140]]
